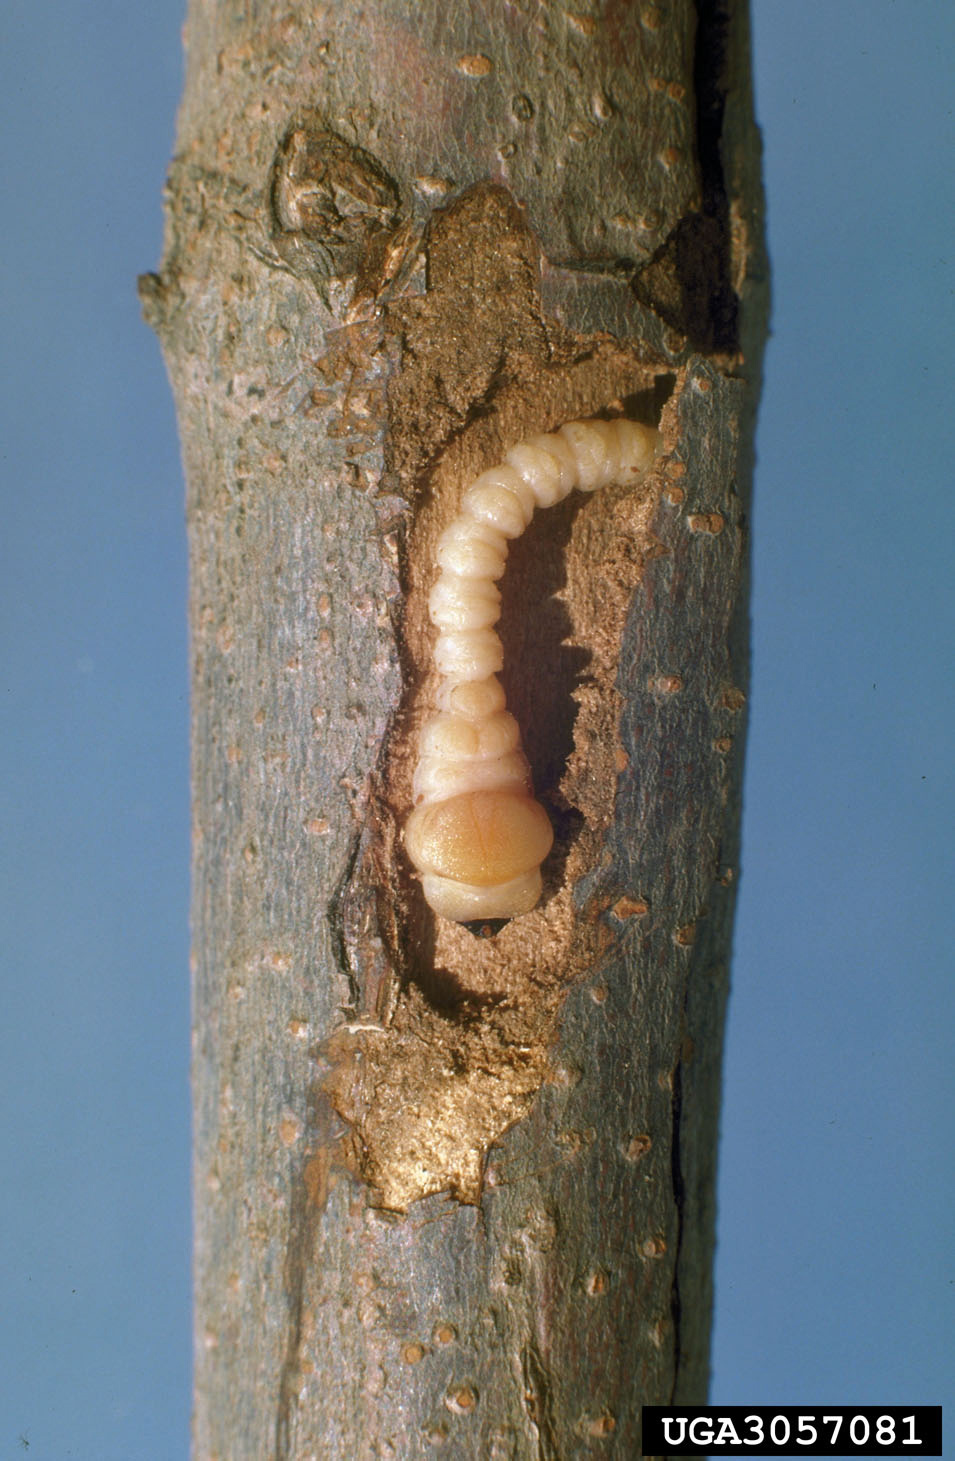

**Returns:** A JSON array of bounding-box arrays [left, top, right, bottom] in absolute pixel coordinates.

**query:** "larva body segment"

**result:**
[[405, 417, 660, 922], [434, 521, 509, 579], [428, 577, 501, 630]]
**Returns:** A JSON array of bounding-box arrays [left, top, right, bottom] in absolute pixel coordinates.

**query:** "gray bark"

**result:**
[[142, 1, 767, 1455]]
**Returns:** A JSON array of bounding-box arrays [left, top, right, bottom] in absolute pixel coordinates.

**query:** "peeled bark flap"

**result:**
[[148, 0, 767, 1455]]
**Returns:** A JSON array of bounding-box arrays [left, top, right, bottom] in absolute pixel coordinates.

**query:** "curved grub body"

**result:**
[[405, 417, 661, 921]]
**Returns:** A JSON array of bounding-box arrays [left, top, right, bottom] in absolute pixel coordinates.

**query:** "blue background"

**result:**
[[1, 3, 951, 1456]]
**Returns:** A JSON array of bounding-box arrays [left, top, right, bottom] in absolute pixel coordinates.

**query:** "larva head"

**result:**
[[613, 419, 661, 478], [405, 788, 553, 921]]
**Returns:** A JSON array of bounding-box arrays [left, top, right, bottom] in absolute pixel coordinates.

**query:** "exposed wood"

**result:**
[[143, 1, 766, 1455]]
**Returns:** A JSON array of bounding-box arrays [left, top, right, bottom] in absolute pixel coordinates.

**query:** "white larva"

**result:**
[[404, 416, 661, 922]]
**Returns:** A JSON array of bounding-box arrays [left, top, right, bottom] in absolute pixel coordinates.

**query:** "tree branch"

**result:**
[[143, 0, 767, 1453]]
